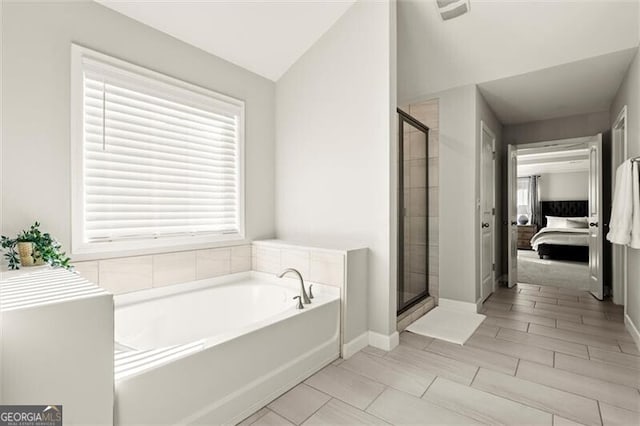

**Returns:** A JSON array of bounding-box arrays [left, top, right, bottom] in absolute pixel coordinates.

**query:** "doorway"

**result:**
[[397, 109, 430, 314], [507, 136, 607, 299]]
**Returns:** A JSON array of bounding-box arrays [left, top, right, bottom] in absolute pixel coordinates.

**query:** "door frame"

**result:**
[[506, 136, 600, 290], [397, 108, 431, 315], [479, 120, 496, 301], [612, 106, 628, 308]]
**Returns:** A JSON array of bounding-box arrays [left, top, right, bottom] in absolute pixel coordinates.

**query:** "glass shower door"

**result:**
[[398, 109, 429, 314]]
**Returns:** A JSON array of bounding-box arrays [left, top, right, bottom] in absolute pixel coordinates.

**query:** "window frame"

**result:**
[[70, 44, 245, 257]]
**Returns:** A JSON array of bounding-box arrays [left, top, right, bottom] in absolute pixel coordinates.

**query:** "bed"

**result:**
[[531, 201, 589, 262]]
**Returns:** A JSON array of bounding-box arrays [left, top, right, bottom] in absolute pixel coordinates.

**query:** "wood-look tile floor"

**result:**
[[239, 283, 640, 425]]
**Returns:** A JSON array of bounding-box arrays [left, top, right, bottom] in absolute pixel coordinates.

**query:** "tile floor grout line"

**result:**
[[514, 358, 521, 376], [469, 366, 480, 385], [248, 408, 275, 426], [295, 396, 332, 426], [470, 367, 584, 422], [596, 400, 605, 426], [419, 375, 438, 398], [509, 359, 640, 407], [362, 385, 388, 413], [244, 407, 270, 426]]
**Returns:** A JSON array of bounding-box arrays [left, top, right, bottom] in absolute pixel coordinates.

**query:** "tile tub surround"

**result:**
[[252, 240, 372, 357], [251, 240, 348, 288], [73, 244, 252, 294], [76, 238, 372, 358], [240, 282, 640, 426]]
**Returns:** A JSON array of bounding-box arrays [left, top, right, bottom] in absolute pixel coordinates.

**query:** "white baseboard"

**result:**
[[368, 331, 399, 351], [439, 298, 478, 313], [342, 332, 369, 359], [624, 314, 640, 352]]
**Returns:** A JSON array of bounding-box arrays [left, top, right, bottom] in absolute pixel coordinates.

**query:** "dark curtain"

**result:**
[[529, 176, 541, 227]]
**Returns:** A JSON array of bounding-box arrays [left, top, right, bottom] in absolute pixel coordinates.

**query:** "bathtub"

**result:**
[[113, 271, 341, 425]]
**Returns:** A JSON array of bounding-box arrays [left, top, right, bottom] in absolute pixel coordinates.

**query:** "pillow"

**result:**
[[546, 216, 588, 229], [566, 217, 589, 229], [546, 216, 568, 228]]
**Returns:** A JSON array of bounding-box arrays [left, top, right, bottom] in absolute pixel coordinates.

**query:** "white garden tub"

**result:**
[[113, 271, 340, 425]]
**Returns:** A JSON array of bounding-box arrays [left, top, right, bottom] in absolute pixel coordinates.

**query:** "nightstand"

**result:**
[[517, 225, 537, 250]]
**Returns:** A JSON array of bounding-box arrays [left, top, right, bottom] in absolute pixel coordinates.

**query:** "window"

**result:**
[[71, 45, 244, 255], [517, 177, 531, 219]]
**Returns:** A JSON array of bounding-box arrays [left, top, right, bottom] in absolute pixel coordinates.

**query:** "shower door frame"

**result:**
[[397, 108, 430, 315]]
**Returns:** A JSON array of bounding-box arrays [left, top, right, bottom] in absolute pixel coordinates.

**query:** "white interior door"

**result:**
[[507, 145, 518, 288], [588, 134, 604, 300], [480, 122, 496, 300]]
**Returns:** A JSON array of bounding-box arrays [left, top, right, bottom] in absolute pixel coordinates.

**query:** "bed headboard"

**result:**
[[540, 201, 588, 227]]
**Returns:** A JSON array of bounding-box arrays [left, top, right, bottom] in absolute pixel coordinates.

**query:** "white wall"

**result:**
[[539, 172, 589, 202], [1, 1, 276, 259], [431, 85, 477, 304], [275, 1, 397, 337], [476, 89, 503, 302], [504, 111, 611, 145], [610, 48, 640, 343]]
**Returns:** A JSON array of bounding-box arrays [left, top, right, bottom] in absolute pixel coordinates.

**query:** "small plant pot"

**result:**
[[17, 242, 45, 266]]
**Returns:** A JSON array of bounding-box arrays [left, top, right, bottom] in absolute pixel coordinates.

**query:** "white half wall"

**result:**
[[275, 0, 397, 336], [1, 1, 276, 258]]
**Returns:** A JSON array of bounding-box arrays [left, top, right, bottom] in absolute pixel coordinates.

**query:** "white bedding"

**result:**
[[530, 227, 589, 250]]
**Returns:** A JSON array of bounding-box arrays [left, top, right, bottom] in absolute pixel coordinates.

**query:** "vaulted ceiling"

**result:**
[[96, 0, 355, 81], [398, 0, 639, 103]]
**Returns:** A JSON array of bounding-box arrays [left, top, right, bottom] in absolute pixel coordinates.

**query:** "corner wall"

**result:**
[[1, 1, 276, 259], [437, 85, 478, 304], [476, 89, 504, 302], [610, 47, 640, 343], [275, 1, 397, 338]]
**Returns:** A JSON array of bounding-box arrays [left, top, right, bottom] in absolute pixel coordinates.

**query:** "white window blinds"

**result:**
[[72, 46, 244, 251]]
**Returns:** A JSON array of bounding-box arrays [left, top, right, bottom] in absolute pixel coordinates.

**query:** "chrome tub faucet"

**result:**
[[277, 268, 312, 305]]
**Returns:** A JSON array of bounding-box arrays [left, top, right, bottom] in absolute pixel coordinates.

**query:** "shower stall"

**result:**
[[397, 109, 430, 314]]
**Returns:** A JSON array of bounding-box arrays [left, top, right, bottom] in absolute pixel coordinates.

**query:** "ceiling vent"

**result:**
[[436, 0, 470, 21]]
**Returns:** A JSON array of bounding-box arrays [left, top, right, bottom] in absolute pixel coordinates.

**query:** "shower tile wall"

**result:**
[[404, 99, 439, 303]]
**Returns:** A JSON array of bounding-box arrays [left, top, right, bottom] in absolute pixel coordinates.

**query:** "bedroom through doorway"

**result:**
[[507, 136, 610, 298]]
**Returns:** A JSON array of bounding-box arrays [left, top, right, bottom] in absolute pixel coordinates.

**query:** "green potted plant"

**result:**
[[1, 222, 72, 270]]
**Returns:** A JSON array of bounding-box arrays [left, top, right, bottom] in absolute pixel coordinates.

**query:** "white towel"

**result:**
[[607, 160, 633, 245], [631, 161, 640, 249]]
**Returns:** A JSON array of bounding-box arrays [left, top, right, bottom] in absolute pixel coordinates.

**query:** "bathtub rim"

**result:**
[[113, 271, 341, 381], [113, 270, 339, 309]]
